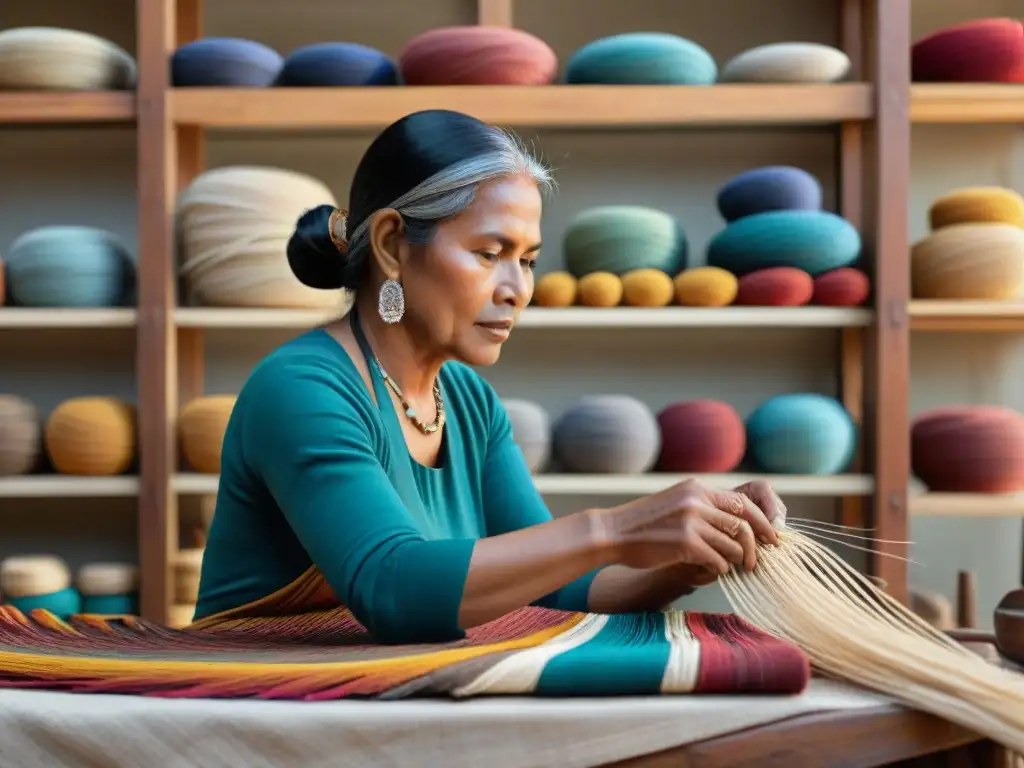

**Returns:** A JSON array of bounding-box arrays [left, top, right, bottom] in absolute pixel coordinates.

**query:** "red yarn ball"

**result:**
[[656, 400, 746, 473], [735, 267, 813, 307], [911, 406, 1024, 492], [912, 18, 1024, 83], [398, 26, 558, 86], [812, 268, 870, 307]]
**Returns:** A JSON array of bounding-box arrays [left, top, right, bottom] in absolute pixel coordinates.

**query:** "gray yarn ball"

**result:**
[[502, 399, 551, 473], [553, 395, 661, 474]]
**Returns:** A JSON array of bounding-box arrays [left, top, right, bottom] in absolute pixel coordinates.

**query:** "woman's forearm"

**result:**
[[458, 508, 617, 628], [586, 563, 698, 614]]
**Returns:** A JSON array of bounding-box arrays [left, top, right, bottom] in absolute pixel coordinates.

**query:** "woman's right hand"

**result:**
[[593, 478, 781, 575]]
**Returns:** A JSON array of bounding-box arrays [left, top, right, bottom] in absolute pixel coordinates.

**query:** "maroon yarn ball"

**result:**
[[398, 26, 558, 86], [911, 406, 1024, 492], [735, 267, 814, 307], [912, 18, 1024, 83], [656, 400, 746, 473], [812, 268, 871, 307]]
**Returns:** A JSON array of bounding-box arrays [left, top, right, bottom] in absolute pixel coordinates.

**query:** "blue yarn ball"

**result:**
[[82, 593, 138, 615], [7, 586, 82, 619], [172, 38, 284, 87], [717, 166, 823, 223], [6, 226, 136, 307], [565, 33, 717, 85], [706, 210, 861, 277], [745, 394, 856, 475], [277, 43, 399, 86]]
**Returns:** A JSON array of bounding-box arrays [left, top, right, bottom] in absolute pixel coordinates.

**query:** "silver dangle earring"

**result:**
[[378, 278, 405, 324]]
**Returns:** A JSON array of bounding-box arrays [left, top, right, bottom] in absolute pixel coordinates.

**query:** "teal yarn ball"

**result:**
[[7, 586, 82, 619], [6, 226, 136, 307], [745, 394, 856, 475], [563, 206, 688, 277], [707, 210, 861, 277], [82, 593, 138, 615], [565, 33, 717, 85]]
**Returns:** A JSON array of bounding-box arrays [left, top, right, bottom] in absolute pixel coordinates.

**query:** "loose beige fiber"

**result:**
[[721, 527, 1024, 754]]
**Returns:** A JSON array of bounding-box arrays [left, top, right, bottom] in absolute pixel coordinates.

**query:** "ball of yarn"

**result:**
[[177, 166, 347, 309], [736, 267, 814, 306], [277, 42, 398, 86], [0, 27, 136, 90], [5, 226, 135, 308], [716, 166, 823, 223], [929, 187, 1024, 230], [707, 210, 861, 277], [171, 38, 283, 87], [44, 397, 136, 476], [656, 400, 746, 473], [673, 267, 738, 307], [621, 269, 674, 307], [911, 223, 1024, 300], [178, 395, 236, 474], [564, 206, 687, 278], [0, 555, 70, 597], [912, 18, 1024, 83], [0, 395, 41, 476], [398, 26, 557, 86], [812, 268, 870, 307], [553, 395, 661, 474], [912, 406, 1024, 492], [565, 32, 716, 85], [719, 43, 851, 83], [82, 594, 137, 615], [576, 272, 623, 307], [533, 272, 577, 307], [77, 562, 138, 596], [746, 394, 856, 475], [503, 399, 550, 473], [6, 587, 82, 619]]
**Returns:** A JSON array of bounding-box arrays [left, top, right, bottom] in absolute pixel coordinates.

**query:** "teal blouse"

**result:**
[[194, 314, 599, 643]]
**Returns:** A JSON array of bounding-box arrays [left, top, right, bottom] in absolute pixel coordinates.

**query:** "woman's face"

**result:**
[[402, 173, 543, 366]]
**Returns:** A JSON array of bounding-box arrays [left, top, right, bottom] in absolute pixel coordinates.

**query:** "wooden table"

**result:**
[[608, 704, 1006, 768]]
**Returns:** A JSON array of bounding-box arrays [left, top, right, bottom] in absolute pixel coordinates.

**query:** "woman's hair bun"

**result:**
[[286, 204, 351, 290]]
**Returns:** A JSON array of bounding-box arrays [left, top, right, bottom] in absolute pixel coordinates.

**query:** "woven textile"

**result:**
[[0, 604, 810, 700]]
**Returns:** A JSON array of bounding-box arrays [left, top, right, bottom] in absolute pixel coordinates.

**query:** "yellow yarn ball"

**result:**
[[44, 397, 136, 476], [621, 268, 674, 307], [673, 267, 739, 307], [179, 395, 237, 474], [533, 271, 577, 307], [929, 187, 1024, 231], [577, 272, 623, 307]]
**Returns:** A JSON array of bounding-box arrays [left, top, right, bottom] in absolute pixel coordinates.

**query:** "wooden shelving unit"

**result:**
[[910, 84, 1024, 124], [909, 301, 1024, 333], [0, 309, 137, 329], [0, 92, 136, 124]]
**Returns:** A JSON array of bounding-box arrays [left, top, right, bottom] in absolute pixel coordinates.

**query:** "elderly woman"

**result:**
[[194, 109, 785, 644]]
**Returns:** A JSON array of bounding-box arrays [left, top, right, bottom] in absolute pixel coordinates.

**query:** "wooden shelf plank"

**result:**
[[910, 493, 1024, 517], [174, 306, 874, 330], [911, 84, 1024, 123], [170, 84, 874, 130], [0, 476, 139, 498], [0, 308, 137, 329], [0, 92, 135, 124], [173, 472, 873, 497], [909, 301, 1024, 332]]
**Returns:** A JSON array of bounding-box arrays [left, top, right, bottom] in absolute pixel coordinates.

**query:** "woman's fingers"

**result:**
[[706, 487, 778, 547], [698, 505, 758, 570], [684, 532, 732, 575], [696, 520, 749, 570], [734, 480, 787, 535]]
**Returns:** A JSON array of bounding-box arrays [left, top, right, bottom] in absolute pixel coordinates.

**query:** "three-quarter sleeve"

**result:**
[[480, 393, 600, 612], [241, 357, 476, 644]]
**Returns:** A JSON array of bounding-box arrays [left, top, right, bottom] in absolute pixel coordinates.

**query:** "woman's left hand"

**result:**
[[672, 480, 786, 589]]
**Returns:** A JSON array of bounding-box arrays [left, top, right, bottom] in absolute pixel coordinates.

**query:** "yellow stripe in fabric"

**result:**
[[0, 614, 586, 682], [187, 565, 330, 629]]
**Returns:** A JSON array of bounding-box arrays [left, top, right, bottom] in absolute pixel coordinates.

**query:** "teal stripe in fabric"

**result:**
[[534, 612, 671, 696]]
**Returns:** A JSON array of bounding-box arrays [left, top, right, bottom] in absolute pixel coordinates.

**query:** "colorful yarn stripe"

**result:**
[[0, 605, 810, 700]]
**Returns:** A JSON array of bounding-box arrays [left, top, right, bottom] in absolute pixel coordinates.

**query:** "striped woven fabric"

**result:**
[[0, 605, 810, 700]]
